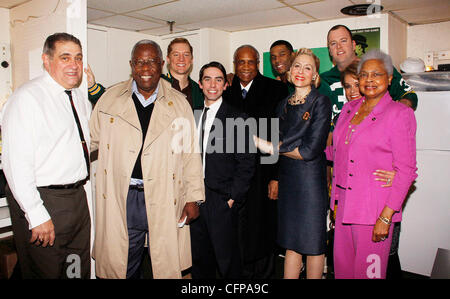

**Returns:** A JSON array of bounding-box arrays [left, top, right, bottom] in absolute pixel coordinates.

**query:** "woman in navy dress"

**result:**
[[270, 48, 331, 278]]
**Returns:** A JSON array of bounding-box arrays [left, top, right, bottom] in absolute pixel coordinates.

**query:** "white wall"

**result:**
[[9, 0, 88, 91], [388, 14, 408, 69], [407, 21, 450, 66], [10, 0, 68, 89], [87, 25, 160, 88], [0, 8, 10, 44], [0, 8, 12, 110], [89, 13, 414, 85]]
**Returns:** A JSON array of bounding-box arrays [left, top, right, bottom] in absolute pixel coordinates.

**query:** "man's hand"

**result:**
[[30, 219, 55, 247], [179, 202, 200, 225], [84, 64, 96, 88], [253, 135, 275, 155], [268, 180, 278, 200], [399, 98, 413, 108], [227, 199, 234, 208], [226, 73, 235, 86]]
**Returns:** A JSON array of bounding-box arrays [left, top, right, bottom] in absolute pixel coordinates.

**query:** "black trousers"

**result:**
[[125, 188, 151, 279], [190, 187, 242, 279], [6, 184, 91, 279]]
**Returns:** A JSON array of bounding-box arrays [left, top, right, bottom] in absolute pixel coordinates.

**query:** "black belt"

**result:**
[[336, 184, 346, 190], [40, 178, 87, 190], [129, 184, 144, 191]]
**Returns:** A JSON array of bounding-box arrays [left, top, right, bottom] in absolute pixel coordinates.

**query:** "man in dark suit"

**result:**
[[224, 45, 288, 278], [190, 61, 255, 279]]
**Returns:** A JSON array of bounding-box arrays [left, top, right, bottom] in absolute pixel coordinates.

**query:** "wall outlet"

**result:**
[[0, 43, 12, 111], [437, 50, 450, 60]]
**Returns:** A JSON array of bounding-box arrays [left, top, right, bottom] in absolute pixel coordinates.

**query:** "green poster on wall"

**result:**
[[262, 27, 380, 79]]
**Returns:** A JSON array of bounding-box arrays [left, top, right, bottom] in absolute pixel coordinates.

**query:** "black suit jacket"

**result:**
[[223, 72, 288, 262], [204, 101, 256, 206], [224, 72, 288, 180]]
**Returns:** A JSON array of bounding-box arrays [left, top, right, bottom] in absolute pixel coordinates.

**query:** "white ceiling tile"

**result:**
[[0, 0, 30, 9], [394, 3, 450, 24], [283, 0, 322, 6], [140, 25, 192, 36], [186, 7, 313, 32], [84, 0, 446, 34], [87, 8, 114, 22], [87, 0, 176, 14], [294, 0, 355, 19], [367, 0, 449, 11], [124, 12, 167, 25], [90, 15, 161, 31], [137, 0, 284, 25]]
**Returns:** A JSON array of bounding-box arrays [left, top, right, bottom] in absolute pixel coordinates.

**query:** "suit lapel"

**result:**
[[334, 99, 362, 147], [206, 101, 227, 153], [347, 93, 393, 145], [142, 81, 177, 152], [116, 79, 141, 132]]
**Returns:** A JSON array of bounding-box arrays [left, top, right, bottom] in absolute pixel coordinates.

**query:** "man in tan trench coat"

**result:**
[[89, 40, 204, 279]]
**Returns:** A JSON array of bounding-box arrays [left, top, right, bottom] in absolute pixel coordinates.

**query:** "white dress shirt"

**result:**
[[240, 80, 253, 95], [198, 97, 222, 177], [1, 71, 91, 229]]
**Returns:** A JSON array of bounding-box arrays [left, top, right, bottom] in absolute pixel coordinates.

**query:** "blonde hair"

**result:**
[[287, 48, 321, 88]]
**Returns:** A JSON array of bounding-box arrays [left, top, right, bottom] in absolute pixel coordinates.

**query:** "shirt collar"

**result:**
[[43, 71, 74, 97], [132, 80, 159, 107], [204, 97, 222, 114], [240, 80, 253, 92]]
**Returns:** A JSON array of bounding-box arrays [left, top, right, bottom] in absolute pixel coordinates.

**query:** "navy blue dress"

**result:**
[[277, 87, 332, 255]]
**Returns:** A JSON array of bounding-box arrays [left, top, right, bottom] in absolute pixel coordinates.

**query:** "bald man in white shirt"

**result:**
[[2, 33, 91, 279]]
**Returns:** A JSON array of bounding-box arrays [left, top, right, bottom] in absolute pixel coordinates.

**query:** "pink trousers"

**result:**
[[333, 188, 394, 279]]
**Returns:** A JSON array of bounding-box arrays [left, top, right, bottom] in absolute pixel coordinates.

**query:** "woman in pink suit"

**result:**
[[327, 49, 417, 279]]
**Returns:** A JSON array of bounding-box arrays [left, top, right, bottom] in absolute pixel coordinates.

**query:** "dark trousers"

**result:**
[[190, 188, 242, 279], [6, 184, 91, 279], [125, 188, 151, 279]]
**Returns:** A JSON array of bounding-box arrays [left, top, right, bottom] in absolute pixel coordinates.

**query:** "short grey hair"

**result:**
[[357, 49, 393, 76], [233, 44, 260, 63], [130, 39, 163, 61]]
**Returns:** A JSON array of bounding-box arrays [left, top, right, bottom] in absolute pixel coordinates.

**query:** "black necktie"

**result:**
[[65, 90, 90, 179], [242, 88, 248, 99], [200, 107, 209, 154]]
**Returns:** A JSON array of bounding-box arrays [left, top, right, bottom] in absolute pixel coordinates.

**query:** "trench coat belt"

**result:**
[[129, 184, 145, 191]]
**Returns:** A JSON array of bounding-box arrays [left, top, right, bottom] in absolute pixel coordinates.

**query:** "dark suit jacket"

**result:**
[[223, 72, 288, 263], [204, 101, 255, 206]]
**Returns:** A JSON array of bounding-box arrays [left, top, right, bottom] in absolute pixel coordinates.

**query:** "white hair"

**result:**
[[357, 49, 393, 76], [131, 39, 163, 61]]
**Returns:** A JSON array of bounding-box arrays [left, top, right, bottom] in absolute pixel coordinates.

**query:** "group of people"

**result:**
[[1, 23, 418, 280]]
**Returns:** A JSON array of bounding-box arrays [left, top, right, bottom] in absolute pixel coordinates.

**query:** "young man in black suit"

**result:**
[[225, 45, 289, 278], [190, 61, 256, 279]]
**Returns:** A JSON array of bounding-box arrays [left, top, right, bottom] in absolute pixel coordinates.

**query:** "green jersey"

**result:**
[[320, 65, 418, 122]]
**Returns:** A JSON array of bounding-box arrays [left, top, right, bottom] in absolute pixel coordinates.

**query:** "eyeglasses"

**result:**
[[132, 58, 160, 68], [359, 71, 387, 79]]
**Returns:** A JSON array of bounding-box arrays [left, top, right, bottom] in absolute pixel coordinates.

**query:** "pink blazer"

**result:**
[[327, 92, 417, 224]]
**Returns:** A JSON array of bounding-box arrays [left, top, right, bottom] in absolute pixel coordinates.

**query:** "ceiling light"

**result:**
[[341, 4, 384, 16]]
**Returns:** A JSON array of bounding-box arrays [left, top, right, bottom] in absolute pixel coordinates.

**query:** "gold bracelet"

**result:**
[[378, 216, 392, 225]]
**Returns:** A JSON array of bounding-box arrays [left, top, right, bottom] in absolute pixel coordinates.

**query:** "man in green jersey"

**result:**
[[321, 25, 417, 124]]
